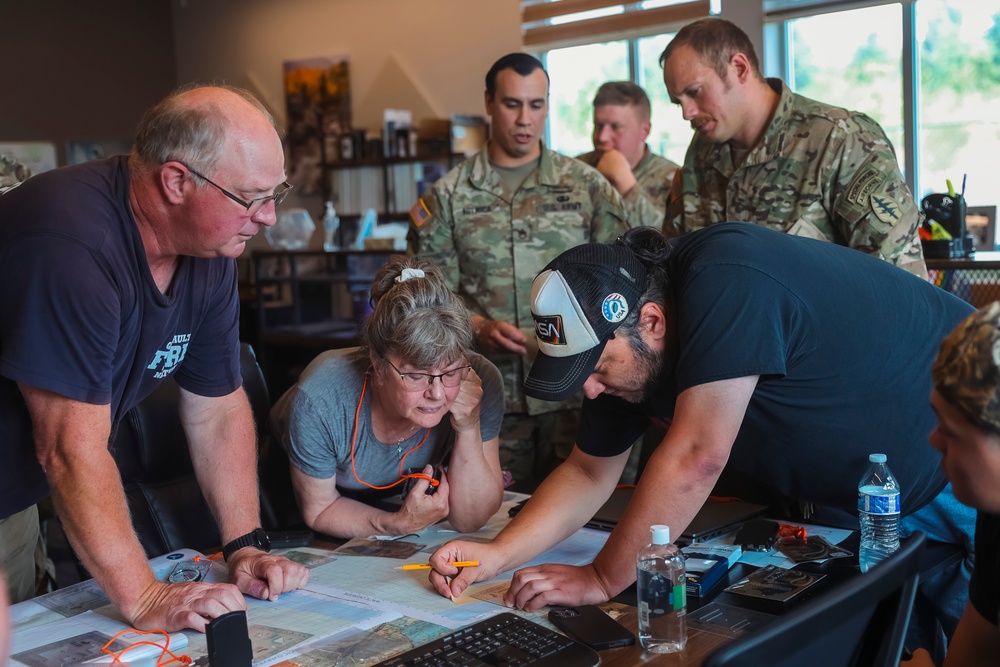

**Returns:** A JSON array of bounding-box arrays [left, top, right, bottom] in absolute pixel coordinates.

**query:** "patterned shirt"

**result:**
[[577, 146, 679, 228], [409, 143, 629, 415], [664, 79, 927, 277]]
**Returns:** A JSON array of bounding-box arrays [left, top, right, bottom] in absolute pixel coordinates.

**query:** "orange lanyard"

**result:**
[[350, 372, 438, 490]]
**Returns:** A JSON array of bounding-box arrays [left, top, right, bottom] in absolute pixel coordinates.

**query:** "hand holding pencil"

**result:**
[[399, 560, 479, 571], [426, 540, 504, 602]]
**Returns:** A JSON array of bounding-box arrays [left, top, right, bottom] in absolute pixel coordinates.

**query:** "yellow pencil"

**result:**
[[399, 560, 480, 571]]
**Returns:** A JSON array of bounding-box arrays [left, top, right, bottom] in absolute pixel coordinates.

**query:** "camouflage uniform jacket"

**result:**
[[663, 79, 927, 277], [409, 143, 629, 416], [577, 146, 678, 228]]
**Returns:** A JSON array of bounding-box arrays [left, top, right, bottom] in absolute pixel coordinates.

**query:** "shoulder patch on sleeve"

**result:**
[[846, 162, 886, 207], [871, 190, 903, 224], [409, 198, 432, 228]]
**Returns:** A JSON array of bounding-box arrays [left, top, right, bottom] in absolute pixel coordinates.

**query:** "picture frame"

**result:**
[[966, 205, 997, 251]]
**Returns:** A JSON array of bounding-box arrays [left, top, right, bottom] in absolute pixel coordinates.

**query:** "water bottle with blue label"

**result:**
[[858, 453, 900, 572]]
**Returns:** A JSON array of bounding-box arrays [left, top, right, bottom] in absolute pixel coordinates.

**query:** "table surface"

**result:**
[[12, 500, 927, 667]]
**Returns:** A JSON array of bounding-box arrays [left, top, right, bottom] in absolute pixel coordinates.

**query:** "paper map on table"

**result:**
[[306, 527, 609, 629]]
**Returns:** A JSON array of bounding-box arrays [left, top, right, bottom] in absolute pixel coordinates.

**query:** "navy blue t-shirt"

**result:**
[[579, 223, 972, 516], [0, 157, 242, 517]]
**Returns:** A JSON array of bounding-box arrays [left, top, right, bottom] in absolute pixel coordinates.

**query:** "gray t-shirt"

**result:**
[[270, 347, 504, 494]]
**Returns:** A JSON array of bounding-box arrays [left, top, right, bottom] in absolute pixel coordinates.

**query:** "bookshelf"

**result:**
[[319, 136, 462, 246], [251, 249, 392, 395]]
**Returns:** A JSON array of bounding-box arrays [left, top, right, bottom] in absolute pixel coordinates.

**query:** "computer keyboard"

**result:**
[[374, 612, 601, 666]]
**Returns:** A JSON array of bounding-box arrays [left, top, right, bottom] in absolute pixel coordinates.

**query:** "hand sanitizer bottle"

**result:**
[[323, 201, 340, 251]]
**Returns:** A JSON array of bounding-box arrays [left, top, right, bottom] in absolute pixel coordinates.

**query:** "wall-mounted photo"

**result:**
[[66, 140, 132, 165], [284, 55, 351, 196]]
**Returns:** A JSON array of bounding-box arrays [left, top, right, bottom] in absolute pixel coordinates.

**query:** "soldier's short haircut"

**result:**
[[485, 53, 549, 98], [659, 18, 763, 82], [593, 82, 651, 122], [364, 255, 475, 373], [131, 84, 278, 176]]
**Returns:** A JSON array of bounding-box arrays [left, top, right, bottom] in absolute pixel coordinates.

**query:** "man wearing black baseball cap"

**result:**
[[429, 223, 976, 651]]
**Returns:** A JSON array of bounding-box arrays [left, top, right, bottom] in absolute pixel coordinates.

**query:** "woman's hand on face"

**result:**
[[449, 367, 482, 434], [396, 465, 450, 533]]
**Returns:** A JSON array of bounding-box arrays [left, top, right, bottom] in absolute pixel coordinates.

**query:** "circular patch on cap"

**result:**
[[602, 293, 629, 323]]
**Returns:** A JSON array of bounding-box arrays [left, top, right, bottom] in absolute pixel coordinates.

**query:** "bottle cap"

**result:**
[[869, 453, 887, 463], [650, 524, 671, 545]]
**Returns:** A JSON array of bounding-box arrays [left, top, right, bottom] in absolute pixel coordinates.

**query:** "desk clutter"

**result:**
[[9, 494, 611, 666], [9, 495, 859, 666]]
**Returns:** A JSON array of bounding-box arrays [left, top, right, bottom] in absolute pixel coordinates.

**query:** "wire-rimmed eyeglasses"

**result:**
[[182, 163, 292, 214], [385, 359, 472, 391]]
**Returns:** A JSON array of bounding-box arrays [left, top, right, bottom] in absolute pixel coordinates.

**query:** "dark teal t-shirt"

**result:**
[[580, 223, 972, 516]]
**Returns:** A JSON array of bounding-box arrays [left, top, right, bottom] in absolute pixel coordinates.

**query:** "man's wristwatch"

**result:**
[[222, 528, 271, 562]]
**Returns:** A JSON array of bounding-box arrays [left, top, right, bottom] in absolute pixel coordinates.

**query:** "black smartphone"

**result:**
[[267, 530, 313, 549], [548, 605, 635, 650]]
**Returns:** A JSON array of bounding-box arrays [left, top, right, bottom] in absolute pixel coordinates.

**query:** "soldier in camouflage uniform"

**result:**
[[577, 81, 679, 228], [914, 302, 1000, 667], [660, 18, 927, 278], [409, 54, 629, 491], [0, 154, 32, 193]]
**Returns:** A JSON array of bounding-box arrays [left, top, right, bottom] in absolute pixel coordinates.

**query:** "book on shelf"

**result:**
[[682, 542, 742, 597]]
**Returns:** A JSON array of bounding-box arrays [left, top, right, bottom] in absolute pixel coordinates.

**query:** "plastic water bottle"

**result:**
[[636, 524, 687, 653], [858, 453, 900, 572], [323, 201, 340, 251]]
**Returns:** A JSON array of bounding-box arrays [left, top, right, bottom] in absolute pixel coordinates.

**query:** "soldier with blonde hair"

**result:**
[[577, 81, 679, 227], [661, 18, 926, 277]]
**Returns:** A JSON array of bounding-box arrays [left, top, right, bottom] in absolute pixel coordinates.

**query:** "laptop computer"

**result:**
[[586, 487, 767, 543]]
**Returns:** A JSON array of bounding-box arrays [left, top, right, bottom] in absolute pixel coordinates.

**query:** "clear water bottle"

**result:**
[[858, 453, 900, 572], [636, 524, 686, 653], [323, 201, 340, 251]]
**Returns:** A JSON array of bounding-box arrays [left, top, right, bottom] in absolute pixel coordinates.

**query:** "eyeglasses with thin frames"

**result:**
[[385, 359, 472, 391], [181, 163, 292, 215]]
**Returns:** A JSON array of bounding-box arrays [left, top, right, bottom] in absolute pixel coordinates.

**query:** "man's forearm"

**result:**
[[491, 453, 621, 574], [185, 391, 262, 543], [23, 386, 158, 620], [591, 443, 725, 598], [46, 445, 158, 618]]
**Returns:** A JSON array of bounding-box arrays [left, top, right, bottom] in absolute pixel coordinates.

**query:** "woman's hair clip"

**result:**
[[394, 267, 426, 284]]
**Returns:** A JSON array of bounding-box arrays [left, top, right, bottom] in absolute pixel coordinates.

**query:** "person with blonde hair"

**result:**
[[270, 256, 505, 538]]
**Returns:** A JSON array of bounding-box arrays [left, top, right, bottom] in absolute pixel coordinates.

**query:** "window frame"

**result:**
[[764, 1, 921, 197]]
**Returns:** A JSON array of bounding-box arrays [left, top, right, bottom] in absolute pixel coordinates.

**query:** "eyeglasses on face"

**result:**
[[385, 359, 472, 391], [180, 162, 292, 214]]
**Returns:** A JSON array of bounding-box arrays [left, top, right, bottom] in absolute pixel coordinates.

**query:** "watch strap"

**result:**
[[222, 528, 270, 562]]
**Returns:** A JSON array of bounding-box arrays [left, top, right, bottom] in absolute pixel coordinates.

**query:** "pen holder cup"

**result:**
[[921, 192, 973, 258], [922, 192, 967, 239]]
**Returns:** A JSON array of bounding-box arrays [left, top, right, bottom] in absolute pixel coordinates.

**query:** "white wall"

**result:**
[[171, 0, 522, 133], [171, 0, 522, 241]]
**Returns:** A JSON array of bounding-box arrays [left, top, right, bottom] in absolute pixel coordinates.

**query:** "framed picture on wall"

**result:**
[[0, 142, 57, 174], [966, 205, 997, 251]]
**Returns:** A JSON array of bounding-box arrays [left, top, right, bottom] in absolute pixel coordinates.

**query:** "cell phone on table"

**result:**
[[549, 605, 636, 650]]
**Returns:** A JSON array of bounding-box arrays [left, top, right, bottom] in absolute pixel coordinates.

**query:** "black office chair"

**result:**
[[110, 342, 292, 558], [703, 532, 926, 667]]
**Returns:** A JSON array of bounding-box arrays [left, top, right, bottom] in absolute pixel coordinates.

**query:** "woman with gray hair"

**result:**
[[270, 256, 505, 538]]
